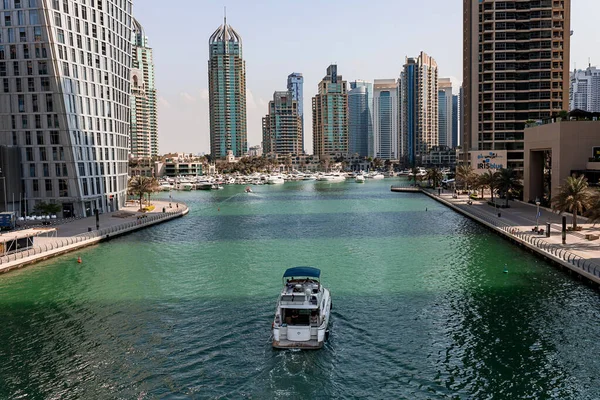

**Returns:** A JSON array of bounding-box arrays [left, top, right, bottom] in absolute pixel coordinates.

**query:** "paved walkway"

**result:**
[[0, 200, 188, 274], [434, 191, 600, 262], [410, 188, 600, 285]]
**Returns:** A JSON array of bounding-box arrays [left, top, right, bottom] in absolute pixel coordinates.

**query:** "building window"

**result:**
[[41, 77, 50, 91], [50, 131, 59, 144]]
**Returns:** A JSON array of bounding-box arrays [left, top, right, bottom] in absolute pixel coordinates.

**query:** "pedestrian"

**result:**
[[176, 203, 179, 209], [169, 202, 172, 208]]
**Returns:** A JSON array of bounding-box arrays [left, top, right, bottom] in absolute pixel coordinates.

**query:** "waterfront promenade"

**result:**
[[399, 186, 600, 285], [0, 200, 188, 274]]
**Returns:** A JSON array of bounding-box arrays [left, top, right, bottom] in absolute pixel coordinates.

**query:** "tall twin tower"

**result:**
[[208, 17, 247, 158]]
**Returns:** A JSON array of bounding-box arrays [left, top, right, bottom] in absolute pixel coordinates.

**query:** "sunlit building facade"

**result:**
[[400, 52, 439, 165], [0, 0, 133, 217], [287, 72, 304, 153], [262, 91, 302, 156], [462, 0, 571, 169], [130, 18, 157, 158], [312, 65, 348, 157]]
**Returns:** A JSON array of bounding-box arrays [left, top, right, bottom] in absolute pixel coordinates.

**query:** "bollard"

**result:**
[[546, 222, 551, 238]]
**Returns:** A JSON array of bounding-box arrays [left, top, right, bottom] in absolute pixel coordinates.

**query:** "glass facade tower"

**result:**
[[287, 73, 304, 153], [208, 18, 247, 158], [348, 80, 373, 157], [373, 79, 399, 160]]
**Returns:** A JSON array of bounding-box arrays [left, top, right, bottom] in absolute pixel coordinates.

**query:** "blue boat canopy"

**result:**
[[283, 266, 321, 279]]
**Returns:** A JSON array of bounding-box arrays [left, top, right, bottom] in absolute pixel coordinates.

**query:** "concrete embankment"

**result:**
[[0, 203, 188, 275], [391, 186, 600, 286]]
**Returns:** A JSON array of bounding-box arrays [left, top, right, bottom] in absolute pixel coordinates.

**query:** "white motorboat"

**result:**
[[196, 180, 214, 190], [316, 172, 346, 182], [267, 175, 285, 185], [355, 174, 366, 183], [370, 173, 385, 180], [272, 267, 332, 350], [177, 180, 193, 191], [159, 182, 173, 191]]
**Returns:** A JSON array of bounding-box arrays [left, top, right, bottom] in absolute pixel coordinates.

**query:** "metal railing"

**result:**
[[454, 199, 600, 280], [0, 206, 188, 267]]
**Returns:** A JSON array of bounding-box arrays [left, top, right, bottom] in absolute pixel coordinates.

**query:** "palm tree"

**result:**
[[425, 167, 443, 188], [551, 175, 593, 230], [319, 155, 330, 172], [410, 166, 420, 187], [477, 170, 499, 201], [496, 168, 521, 206], [456, 164, 475, 192], [128, 176, 158, 211]]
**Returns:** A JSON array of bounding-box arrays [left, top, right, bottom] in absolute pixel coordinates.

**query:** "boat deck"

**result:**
[[282, 279, 320, 295], [272, 339, 324, 350]]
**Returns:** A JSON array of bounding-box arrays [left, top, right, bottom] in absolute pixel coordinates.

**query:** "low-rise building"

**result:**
[[163, 162, 203, 177], [524, 110, 600, 205], [421, 147, 458, 168], [248, 145, 263, 157]]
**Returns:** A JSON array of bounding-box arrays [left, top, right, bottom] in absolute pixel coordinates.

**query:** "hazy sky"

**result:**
[[134, 0, 600, 155]]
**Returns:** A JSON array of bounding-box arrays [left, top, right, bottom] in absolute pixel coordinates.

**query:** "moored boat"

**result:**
[[267, 175, 285, 185], [272, 267, 332, 350], [316, 172, 346, 182]]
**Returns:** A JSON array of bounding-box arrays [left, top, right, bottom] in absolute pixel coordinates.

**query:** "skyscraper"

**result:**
[[130, 18, 158, 158], [463, 0, 571, 168], [208, 17, 247, 158], [400, 52, 439, 165], [262, 91, 302, 156], [0, 0, 133, 217], [452, 94, 459, 148], [287, 73, 304, 153], [438, 78, 454, 148], [373, 79, 399, 160], [348, 80, 373, 157], [312, 65, 349, 158], [570, 66, 600, 112]]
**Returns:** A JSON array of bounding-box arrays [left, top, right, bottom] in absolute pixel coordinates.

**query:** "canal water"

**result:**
[[1, 179, 599, 399]]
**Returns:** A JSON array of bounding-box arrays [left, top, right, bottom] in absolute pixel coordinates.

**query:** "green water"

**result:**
[[1, 180, 599, 399]]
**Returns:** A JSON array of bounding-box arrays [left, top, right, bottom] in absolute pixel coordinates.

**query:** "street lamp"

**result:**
[[535, 198, 541, 231]]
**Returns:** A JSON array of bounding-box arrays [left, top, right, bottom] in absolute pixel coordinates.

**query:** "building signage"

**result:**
[[471, 150, 507, 174]]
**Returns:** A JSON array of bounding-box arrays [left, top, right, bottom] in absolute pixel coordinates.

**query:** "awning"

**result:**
[[283, 266, 321, 279]]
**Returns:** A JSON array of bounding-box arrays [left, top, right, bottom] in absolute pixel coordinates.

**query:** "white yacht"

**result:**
[[370, 173, 385, 180], [355, 174, 366, 183], [267, 175, 285, 185], [316, 172, 346, 182], [159, 182, 173, 191], [177, 179, 194, 191], [196, 179, 214, 190], [272, 267, 332, 350]]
